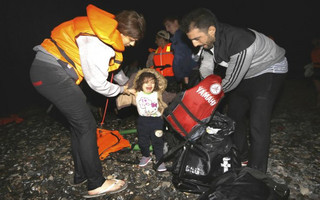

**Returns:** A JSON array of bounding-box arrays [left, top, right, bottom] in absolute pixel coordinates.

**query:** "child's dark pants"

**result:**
[[137, 116, 164, 161]]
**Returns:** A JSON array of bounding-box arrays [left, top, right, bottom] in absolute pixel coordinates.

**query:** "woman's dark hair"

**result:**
[[135, 72, 159, 92], [180, 8, 218, 33], [116, 10, 146, 40]]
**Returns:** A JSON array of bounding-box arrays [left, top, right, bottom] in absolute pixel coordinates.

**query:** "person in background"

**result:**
[[123, 59, 140, 78], [151, 30, 179, 92], [116, 68, 173, 172], [163, 15, 198, 90], [310, 38, 320, 108], [29, 4, 145, 198], [146, 48, 156, 68], [181, 8, 288, 173]]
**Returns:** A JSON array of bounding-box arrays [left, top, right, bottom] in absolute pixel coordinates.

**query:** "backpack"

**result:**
[[164, 74, 224, 141], [156, 111, 241, 194], [198, 167, 290, 200]]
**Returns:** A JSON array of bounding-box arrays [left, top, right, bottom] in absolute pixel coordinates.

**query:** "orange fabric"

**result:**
[[96, 128, 131, 160], [41, 4, 124, 85], [0, 114, 24, 125], [86, 4, 124, 52], [152, 43, 174, 77]]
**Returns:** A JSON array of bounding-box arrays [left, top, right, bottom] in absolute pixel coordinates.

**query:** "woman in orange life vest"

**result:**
[[29, 4, 145, 198], [151, 30, 179, 92]]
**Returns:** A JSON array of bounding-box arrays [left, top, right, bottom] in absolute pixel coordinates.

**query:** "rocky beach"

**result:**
[[1, 78, 319, 200]]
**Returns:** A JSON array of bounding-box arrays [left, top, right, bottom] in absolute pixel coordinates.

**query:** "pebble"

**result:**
[[0, 79, 319, 199]]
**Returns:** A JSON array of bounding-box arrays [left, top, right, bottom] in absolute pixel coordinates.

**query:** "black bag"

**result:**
[[198, 167, 290, 200], [156, 112, 241, 194]]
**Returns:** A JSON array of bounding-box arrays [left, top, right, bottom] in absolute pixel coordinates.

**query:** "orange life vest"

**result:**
[[41, 4, 124, 85], [96, 128, 131, 160], [152, 43, 174, 77]]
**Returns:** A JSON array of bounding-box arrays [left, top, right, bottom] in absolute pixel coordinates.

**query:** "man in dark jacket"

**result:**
[[164, 16, 199, 90], [181, 8, 288, 173]]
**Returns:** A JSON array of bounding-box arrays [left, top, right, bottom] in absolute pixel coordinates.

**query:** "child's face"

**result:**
[[142, 77, 155, 94]]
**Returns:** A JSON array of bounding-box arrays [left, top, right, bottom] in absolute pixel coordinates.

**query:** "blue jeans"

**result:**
[[30, 58, 105, 190], [227, 73, 286, 173]]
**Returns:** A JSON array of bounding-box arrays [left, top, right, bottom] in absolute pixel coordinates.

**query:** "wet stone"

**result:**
[[0, 79, 319, 199]]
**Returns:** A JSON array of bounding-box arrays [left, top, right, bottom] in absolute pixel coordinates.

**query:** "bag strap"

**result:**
[[169, 111, 189, 136], [179, 101, 205, 125], [180, 89, 224, 125], [241, 167, 290, 198], [198, 170, 237, 200], [154, 65, 171, 70], [98, 130, 121, 157], [207, 96, 224, 123], [167, 97, 206, 137], [153, 140, 187, 170], [99, 73, 114, 126], [169, 95, 224, 138]]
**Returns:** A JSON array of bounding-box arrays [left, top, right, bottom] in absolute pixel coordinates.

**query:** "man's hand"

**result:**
[[184, 77, 189, 84]]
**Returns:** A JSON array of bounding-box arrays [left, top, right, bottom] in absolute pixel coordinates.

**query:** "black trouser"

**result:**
[[137, 116, 164, 161], [227, 73, 286, 173], [30, 58, 105, 190], [165, 76, 180, 93]]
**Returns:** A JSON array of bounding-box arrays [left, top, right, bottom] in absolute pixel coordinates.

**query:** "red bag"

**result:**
[[164, 75, 224, 141], [96, 128, 131, 160]]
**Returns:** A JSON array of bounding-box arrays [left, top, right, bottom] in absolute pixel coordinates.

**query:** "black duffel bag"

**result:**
[[198, 167, 290, 200], [156, 112, 241, 194]]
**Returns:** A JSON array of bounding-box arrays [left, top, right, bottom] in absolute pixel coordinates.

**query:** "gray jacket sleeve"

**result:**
[[114, 69, 129, 86], [222, 45, 254, 93]]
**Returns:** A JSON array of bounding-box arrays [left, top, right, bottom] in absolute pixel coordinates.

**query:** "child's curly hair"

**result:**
[[135, 72, 159, 92]]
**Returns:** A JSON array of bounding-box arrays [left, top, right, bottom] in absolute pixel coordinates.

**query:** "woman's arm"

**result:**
[[77, 35, 124, 97]]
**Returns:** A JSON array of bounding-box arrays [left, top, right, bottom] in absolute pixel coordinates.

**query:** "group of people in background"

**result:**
[[29, 4, 291, 198], [146, 16, 198, 92]]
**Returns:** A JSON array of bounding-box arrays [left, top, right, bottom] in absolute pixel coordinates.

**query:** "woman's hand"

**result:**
[[123, 84, 129, 92], [123, 84, 136, 95], [127, 88, 137, 95]]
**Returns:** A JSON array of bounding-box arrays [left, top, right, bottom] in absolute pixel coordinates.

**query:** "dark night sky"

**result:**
[[1, 0, 319, 115]]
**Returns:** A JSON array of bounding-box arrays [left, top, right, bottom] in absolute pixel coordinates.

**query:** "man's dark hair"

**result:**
[[180, 8, 218, 33], [163, 15, 180, 24]]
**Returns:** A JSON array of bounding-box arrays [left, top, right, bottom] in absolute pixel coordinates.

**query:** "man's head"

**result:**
[[163, 16, 180, 35], [181, 8, 218, 49]]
